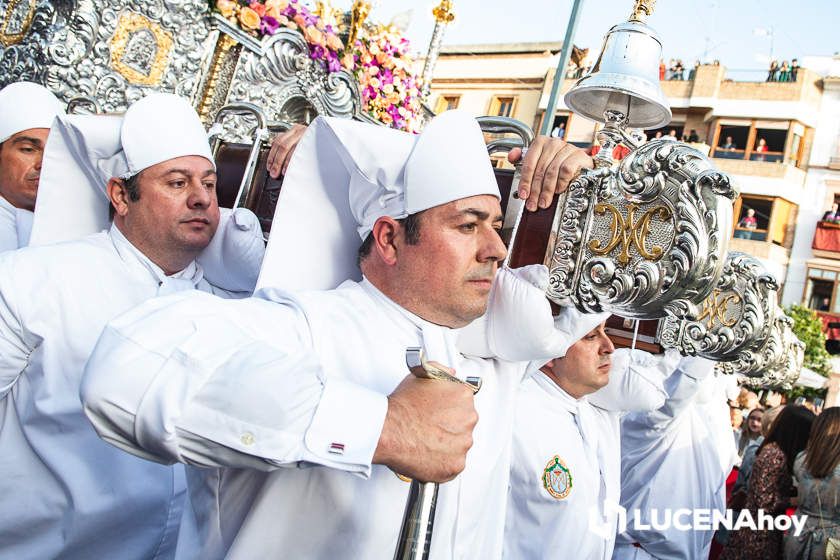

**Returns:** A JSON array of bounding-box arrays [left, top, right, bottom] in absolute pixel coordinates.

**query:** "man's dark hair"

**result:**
[[357, 211, 423, 267], [108, 172, 142, 220]]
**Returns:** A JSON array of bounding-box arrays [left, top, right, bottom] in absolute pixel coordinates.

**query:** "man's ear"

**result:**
[[107, 177, 130, 218], [370, 217, 401, 266]]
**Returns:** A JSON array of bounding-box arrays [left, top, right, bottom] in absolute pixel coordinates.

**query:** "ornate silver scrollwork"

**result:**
[[37, 0, 210, 110], [220, 28, 373, 142], [736, 323, 805, 389], [0, 0, 54, 85], [717, 303, 791, 378], [659, 252, 779, 362], [545, 138, 738, 319]]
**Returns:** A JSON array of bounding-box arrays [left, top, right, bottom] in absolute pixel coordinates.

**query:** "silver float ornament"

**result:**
[[564, 0, 671, 130], [738, 328, 804, 390], [534, 1, 737, 320], [659, 252, 779, 361], [717, 303, 796, 379]]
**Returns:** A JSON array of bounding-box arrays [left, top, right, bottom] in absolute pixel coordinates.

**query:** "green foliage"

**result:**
[[785, 304, 832, 377], [781, 304, 831, 400]]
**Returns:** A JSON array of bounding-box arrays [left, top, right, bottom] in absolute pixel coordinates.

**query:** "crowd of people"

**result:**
[[719, 391, 840, 560], [659, 59, 703, 81], [0, 79, 837, 560], [767, 59, 801, 82]]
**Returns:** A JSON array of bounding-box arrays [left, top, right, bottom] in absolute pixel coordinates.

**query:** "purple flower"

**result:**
[[328, 57, 341, 73], [310, 45, 325, 60], [260, 15, 280, 35]]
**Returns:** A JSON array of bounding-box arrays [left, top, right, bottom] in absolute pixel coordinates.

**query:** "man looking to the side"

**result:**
[[504, 321, 668, 560], [0, 81, 64, 251]]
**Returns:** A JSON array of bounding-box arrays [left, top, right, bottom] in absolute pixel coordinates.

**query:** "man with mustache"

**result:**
[[504, 321, 668, 559], [81, 109, 605, 559], [0, 93, 264, 559], [0, 81, 64, 252]]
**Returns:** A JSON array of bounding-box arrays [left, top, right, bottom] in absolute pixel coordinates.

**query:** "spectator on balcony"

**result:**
[[666, 58, 675, 80], [720, 136, 737, 151], [767, 60, 779, 82], [687, 129, 700, 143], [673, 59, 685, 80], [736, 209, 759, 240], [550, 122, 566, 139], [822, 202, 840, 222], [818, 297, 831, 312], [779, 60, 792, 82], [668, 129, 678, 139], [738, 208, 758, 228], [754, 138, 769, 161], [654, 131, 663, 139], [791, 58, 800, 81]]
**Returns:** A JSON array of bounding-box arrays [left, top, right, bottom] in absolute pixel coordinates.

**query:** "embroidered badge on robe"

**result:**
[[542, 455, 573, 500]]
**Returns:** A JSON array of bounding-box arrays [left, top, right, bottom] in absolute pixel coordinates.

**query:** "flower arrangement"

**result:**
[[213, 0, 344, 72], [345, 25, 423, 133], [209, 0, 423, 132]]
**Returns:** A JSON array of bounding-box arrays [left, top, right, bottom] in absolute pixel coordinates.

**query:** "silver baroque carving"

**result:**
[[659, 252, 779, 362], [38, 0, 211, 110], [221, 28, 375, 142], [0, 0, 54, 85], [718, 307, 791, 379], [546, 138, 738, 319]]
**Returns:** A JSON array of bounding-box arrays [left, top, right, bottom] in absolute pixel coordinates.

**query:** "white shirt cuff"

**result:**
[[303, 378, 388, 476]]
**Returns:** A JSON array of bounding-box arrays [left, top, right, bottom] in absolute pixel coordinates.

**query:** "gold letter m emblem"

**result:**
[[588, 202, 672, 265]]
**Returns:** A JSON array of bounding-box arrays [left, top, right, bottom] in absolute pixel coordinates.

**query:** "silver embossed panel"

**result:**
[[546, 138, 738, 320], [659, 252, 779, 362]]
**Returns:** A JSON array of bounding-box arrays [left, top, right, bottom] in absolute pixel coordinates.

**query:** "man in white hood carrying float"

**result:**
[[0, 93, 265, 559], [81, 109, 615, 559]]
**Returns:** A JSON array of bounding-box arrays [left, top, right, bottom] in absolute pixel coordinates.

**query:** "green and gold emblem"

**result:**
[[542, 455, 573, 500]]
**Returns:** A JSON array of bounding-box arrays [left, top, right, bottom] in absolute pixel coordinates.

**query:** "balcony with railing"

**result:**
[[812, 221, 840, 259]]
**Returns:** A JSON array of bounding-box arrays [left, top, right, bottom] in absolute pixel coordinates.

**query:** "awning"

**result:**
[[795, 367, 829, 389]]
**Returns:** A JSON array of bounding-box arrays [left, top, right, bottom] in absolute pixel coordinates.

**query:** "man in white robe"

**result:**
[[0, 81, 64, 251], [81, 110, 605, 559], [612, 353, 736, 560], [0, 93, 265, 559], [504, 321, 668, 560]]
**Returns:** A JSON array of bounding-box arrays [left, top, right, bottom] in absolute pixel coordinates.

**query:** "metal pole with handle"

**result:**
[[393, 348, 481, 560]]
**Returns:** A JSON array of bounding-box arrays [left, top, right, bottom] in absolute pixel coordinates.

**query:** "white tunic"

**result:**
[[81, 278, 558, 560], [0, 193, 30, 252], [0, 224, 241, 560], [504, 349, 667, 560], [613, 355, 730, 560]]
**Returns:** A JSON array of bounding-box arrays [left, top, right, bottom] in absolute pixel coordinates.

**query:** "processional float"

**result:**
[[0, 0, 803, 557]]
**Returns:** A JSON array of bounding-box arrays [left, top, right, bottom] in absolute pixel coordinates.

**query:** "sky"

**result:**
[[334, 0, 839, 80]]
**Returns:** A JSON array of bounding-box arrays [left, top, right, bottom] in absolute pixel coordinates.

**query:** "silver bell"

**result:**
[[564, 2, 671, 129]]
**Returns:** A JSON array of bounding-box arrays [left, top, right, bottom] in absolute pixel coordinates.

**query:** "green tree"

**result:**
[[785, 304, 831, 399]]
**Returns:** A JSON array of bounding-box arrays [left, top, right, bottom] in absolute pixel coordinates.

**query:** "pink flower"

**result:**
[[249, 2, 267, 17]]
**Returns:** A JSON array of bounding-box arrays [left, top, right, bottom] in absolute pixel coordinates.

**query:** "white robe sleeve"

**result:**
[[636, 351, 715, 429], [457, 265, 609, 362], [588, 348, 668, 412], [0, 252, 35, 398], [196, 208, 266, 294], [81, 290, 388, 476]]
